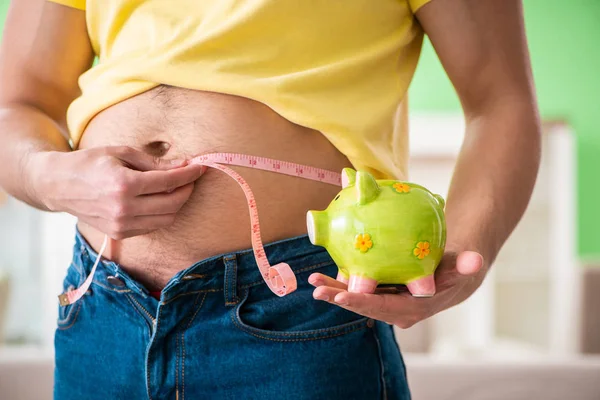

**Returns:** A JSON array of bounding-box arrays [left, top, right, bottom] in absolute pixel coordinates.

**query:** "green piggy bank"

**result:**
[[306, 168, 446, 296]]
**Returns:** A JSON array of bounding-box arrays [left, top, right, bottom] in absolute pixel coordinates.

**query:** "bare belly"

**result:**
[[77, 86, 352, 290]]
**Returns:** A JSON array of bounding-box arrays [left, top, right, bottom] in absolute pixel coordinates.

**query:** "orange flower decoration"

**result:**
[[393, 182, 411, 193], [354, 233, 373, 253], [413, 241, 430, 259]]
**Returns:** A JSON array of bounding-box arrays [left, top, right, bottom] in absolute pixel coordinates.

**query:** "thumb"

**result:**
[[113, 146, 187, 171], [455, 251, 484, 276]]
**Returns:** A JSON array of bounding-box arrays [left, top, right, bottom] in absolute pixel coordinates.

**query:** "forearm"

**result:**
[[0, 104, 71, 210], [444, 99, 541, 266]]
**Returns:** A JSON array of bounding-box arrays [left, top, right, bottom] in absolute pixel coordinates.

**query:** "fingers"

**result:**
[[312, 285, 345, 302], [309, 273, 414, 313], [333, 291, 404, 316], [131, 182, 194, 215], [308, 273, 348, 290], [131, 163, 206, 195], [313, 285, 418, 327], [456, 251, 484, 275], [310, 278, 406, 315], [309, 251, 485, 330], [112, 146, 187, 171], [309, 273, 347, 302], [337, 291, 424, 328]]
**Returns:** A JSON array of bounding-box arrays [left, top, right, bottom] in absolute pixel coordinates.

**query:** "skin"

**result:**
[[0, 0, 350, 290], [310, 0, 542, 329], [0, 0, 540, 327], [0, 2, 207, 239]]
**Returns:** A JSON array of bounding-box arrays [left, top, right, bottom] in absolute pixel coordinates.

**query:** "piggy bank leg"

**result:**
[[336, 271, 349, 285], [348, 275, 378, 294], [406, 275, 436, 297]]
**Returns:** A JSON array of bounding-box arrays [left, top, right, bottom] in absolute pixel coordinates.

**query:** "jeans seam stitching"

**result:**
[[57, 301, 82, 330], [230, 310, 369, 342], [163, 288, 221, 305], [225, 259, 231, 304], [124, 295, 155, 331], [372, 323, 388, 400], [232, 259, 238, 303], [127, 294, 155, 323], [182, 292, 207, 400], [224, 257, 238, 305], [186, 292, 207, 329], [146, 305, 164, 400], [71, 260, 84, 278], [176, 324, 180, 400], [231, 288, 370, 341]]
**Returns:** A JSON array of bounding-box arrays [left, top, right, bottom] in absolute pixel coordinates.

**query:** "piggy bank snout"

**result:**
[[306, 210, 327, 246]]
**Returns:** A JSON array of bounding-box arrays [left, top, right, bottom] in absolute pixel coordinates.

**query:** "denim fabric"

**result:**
[[54, 229, 411, 400]]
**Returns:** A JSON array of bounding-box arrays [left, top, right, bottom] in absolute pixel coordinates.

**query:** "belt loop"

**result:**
[[223, 255, 239, 306]]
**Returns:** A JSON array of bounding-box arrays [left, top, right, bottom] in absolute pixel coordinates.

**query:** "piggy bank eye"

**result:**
[[334, 195, 341, 201]]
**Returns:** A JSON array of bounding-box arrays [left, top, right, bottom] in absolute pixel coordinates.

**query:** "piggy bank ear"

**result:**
[[341, 168, 357, 188], [356, 171, 380, 205]]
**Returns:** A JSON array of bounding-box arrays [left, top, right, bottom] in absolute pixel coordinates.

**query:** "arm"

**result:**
[[310, 0, 541, 327], [418, 0, 541, 269], [0, 0, 206, 239], [0, 0, 92, 208]]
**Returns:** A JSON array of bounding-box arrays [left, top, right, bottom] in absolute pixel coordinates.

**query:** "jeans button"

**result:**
[[107, 276, 126, 287]]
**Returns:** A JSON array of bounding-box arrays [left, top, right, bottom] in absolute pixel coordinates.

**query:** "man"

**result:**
[[0, 0, 540, 398]]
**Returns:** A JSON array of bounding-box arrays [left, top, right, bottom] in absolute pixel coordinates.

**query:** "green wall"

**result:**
[[0, 0, 598, 256], [0, 1, 5, 26], [0, 2, 6, 37], [409, 0, 600, 259]]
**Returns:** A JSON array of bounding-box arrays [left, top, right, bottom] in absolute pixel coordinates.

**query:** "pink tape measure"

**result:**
[[59, 153, 342, 307]]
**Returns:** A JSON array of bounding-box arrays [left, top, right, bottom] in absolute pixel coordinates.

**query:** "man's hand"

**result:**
[[28, 146, 207, 239], [311, 0, 540, 327], [309, 249, 485, 329]]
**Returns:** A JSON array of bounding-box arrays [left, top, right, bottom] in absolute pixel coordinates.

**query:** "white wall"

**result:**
[[0, 194, 77, 349], [0, 198, 43, 343], [398, 114, 581, 358]]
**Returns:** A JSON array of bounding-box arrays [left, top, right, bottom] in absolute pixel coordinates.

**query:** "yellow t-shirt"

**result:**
[[49, 0, 432, 180]]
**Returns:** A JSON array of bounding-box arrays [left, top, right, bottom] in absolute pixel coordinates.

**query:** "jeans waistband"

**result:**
[[72, 228, 333, 303]]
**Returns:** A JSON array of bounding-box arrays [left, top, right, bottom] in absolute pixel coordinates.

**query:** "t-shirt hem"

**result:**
[[408, 0, 434, 13], [47, 0, 86, 11]]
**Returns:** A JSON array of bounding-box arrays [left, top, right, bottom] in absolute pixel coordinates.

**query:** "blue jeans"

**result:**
[[54, 229, 411, 399]]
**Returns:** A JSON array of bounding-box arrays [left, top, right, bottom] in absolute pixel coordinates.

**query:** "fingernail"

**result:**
[[314, 294, 329, 301], [171, 159, 187, 166]]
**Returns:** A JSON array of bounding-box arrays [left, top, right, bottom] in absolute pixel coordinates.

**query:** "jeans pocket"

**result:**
[[231, 261, 370, 342], [57, 263, 84, 330]]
